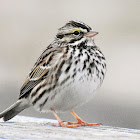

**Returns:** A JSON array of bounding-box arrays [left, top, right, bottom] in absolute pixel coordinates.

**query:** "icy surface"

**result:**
[[0, 116, 140, 140]]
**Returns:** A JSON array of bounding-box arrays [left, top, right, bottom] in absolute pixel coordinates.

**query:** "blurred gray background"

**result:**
[[0, 0, 140, 129]]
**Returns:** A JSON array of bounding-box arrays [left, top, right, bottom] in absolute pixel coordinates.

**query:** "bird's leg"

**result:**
[[51, 109, 81, 127], [67, 110, 101, 126], [51, 109, 65, 127]]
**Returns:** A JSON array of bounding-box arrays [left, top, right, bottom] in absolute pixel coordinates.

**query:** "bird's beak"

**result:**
[[86, 31, 98, 37]]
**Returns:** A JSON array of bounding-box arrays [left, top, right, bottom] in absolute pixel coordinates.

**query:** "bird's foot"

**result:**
[[51, 109, 101, 128], [52, 121, 81, 128], [69, 110, 101, 126], [67, 121, 101, 126]]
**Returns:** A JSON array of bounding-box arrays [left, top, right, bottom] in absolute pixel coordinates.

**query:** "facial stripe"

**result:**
[[70, 21, 91, 32]]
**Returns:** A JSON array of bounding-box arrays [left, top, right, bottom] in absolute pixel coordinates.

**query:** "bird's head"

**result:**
[[56, 20, 98, 44]]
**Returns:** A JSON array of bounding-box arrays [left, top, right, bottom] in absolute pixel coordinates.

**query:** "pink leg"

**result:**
[[51, 109, 81, 128], [67, 110, 101, 126]]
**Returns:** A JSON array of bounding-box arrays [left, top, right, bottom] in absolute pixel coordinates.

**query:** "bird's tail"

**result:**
[[0, 99, 30, 121]]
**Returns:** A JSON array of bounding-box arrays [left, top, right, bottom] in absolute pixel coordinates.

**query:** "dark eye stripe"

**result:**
[[56, 30, 81, 39]]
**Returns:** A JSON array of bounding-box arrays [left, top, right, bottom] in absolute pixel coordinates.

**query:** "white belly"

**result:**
[[34, 73, 101, 113]]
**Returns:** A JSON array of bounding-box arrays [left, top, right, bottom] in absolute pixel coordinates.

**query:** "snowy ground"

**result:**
[[0, 116, 140, 140]]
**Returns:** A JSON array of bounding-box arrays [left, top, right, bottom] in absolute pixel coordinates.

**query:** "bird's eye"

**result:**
[[56, 34, 64, 39], [73, 31, 80, 35]]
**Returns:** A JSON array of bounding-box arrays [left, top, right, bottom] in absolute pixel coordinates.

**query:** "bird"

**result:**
[[0, 20, 106, 127]]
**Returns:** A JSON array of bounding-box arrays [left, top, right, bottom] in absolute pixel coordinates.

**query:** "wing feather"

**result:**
[[19, 46, 65, 99]]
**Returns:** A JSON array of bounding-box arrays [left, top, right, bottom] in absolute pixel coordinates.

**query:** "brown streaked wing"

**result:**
[[19, 46, 65, 99]]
